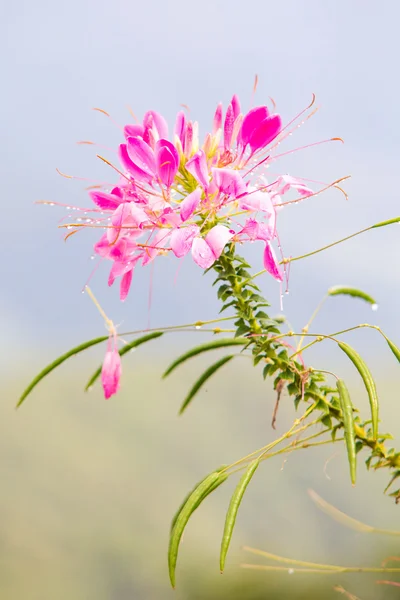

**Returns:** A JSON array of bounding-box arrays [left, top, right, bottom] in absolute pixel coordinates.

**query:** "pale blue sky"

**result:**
[[2, 0, 399, 362]]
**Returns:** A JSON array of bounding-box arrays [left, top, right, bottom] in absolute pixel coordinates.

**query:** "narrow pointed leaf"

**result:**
[[328, 286, 377, 306], [163, 338, 246, 378], [338, 342, 379, 439], [168, 471, 222, 588], [170, 465, 228, 533], [179, 355, 234, 414], [220, 459, 260, 572], [372, 216, 400, 228], [384, 337, 400, 364], [85, 331, 163, 391], [17, 335, 109, 407], [336, 379, 357, 485]]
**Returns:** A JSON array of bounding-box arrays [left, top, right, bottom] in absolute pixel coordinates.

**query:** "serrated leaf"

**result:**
[[17, 335, 109, 407], [336, 379, 357, 485], [179, 356, 234, 414], [220, 459, 260, 572], [328, 285, 377, 306], [338, 342, 379, 440], [84, 331, 164, 391], [162, 338, 247, 378]]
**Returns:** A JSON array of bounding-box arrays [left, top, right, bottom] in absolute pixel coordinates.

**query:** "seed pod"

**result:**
[[336, 379, 357, 485], [338, 341, 379, 440], [220, 459, 260, 572]]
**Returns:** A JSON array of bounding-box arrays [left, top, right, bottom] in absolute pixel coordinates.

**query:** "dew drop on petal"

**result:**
[[371, 303, 378, 311], [195, 325, 202, 330]]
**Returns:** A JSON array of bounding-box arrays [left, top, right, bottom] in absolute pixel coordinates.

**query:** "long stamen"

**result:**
[[279, 176, 350, 207], [269, 137, 344, 162]]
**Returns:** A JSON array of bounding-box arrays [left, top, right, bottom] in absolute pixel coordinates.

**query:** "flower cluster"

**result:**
[[82, 95, 316, 300]]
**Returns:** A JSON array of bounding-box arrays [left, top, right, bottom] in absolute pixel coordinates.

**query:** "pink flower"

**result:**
[[60, 92, 334, 301], [101, 333, 122, 399]]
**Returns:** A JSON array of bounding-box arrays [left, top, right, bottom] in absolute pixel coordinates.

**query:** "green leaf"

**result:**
[[17, 335, 109, 407], [371, 216, 400, 228], [163, 338, 247, 378], [170, 466, 228, 533], [336, 379, 357, 485], [220, 459, 260, 572], [338, 342, 379, 440], [385, 337, 400, 364], [85, 331, 164, 391], [328, 286, 377, 306], [168, 471, 223, 587], [179, 356, 234, 414]]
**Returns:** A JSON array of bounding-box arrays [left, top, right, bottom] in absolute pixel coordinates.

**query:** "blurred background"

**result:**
[[2, 0, 400, 598]]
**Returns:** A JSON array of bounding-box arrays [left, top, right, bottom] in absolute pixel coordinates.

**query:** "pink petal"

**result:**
[[239, 190, 276, 233], [249, 114, 282, 153], [240, 106, 269, 148], [89, 190, 122, 211], [94, 233, 111, 258], [170, 224, 200, 258], [143, 110, 168, 140], [120, 268, 133, 301], [263, 242, 283, 281], [205, 225, 233, 259], [240, 218, 273, 242], [175, 111, 186, 145], [186, 150, 209, 189], [212, 167, 247, 198], [108, 261, 127, 286], [213, 102, 223, 134], [126, 136, 157, 177], [123, 124, 144, 140], [156, 139, 179, 187], [118, 144, 152, 182], [231, 94, 241, 119], [101, 339, 122, 399], [224, 103, 235, 150], [191, 237, 215, 269], [184, 121, 193, 157], [180, 188, 202, 221]]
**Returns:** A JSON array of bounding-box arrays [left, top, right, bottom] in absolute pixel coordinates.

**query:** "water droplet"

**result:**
[[76, 217, 82, 222], [288, 569, 294, 575], [49, 202, 55, 206], [90, 255, 95, 260], [371, 303, 378, 311], [285, 290, 290, 295], [87, 386, 93, 392], [130, 348, 137, 353]]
